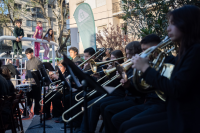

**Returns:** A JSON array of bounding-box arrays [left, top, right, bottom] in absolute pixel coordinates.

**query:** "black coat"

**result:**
[[142, 44, 200, 133]]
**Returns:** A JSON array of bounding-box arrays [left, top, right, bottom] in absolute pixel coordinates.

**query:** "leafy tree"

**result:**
[[121, 0, 200, 39]]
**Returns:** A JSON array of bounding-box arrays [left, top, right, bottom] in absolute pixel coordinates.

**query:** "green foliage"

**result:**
[[121, 0, 200, 39]]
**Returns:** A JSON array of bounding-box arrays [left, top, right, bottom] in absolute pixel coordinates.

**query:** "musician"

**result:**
[[0, 60, 10, 96], [45, 60, 69, 119], [0, 60, 10, 125], [120, 5, 200, 133], [102, 34, 174, 133], [23, 48, 43, 115], [60, 47, 103, 130], [102, 48, 113, 61], [77, 42, 143, 133], [1, 66, 15, 95], [68, 47, 83, 62]]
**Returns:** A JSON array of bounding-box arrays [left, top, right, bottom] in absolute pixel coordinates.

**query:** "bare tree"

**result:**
[[96, 23, 133, 54]]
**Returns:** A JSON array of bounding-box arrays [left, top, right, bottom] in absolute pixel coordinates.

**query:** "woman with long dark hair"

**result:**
[[42, 28, 55, 60], [121, 5, 200, 133]]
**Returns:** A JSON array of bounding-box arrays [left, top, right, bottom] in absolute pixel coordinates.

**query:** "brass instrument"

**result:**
[[75, 59, 128, 101], [132, 36, 175, 101], [89, 57, 125, 73], [39, 81, 63, 105], [62, 74, 133, 123], [79, 47, 105, 68]]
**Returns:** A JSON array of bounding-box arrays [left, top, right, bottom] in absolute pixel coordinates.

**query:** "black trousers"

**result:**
[[111, 99, 166, 132], [80, 95, 125, 132], [120, 111, 168, 133], [102, 96, 140, 133], [44, 89, 69, 118], [26, 85, 41, 115]]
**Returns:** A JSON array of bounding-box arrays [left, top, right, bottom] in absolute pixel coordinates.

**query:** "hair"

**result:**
[[140, 34, 161, 46], [125, 41, 142, 56], [84, 47, 95, 56], [111, 50, 124, 64], [68, 47, 79, 55], [43, 28, 55, 41], [57, 60, 66, 68], [37, 21, 42, 25], [168, 5, 200, 59], [1, 66, 11, 80], [25, 48, 33, 54], [15, 19, 22, 24]]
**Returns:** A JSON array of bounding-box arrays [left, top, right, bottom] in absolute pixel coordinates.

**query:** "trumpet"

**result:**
[[62, 74, 133, 123], [79, 47, 105, 68]]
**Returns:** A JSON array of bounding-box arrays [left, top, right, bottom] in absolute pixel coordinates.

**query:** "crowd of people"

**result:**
[[1, 5, 200, 133]]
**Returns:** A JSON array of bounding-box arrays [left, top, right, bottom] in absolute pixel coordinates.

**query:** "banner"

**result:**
[[73, 3, 96, 51]]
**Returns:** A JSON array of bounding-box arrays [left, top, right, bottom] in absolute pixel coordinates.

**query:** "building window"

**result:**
[[32, 21, 37, 31], [97, 25, 107, 36], [32, 14, 36, 18], [26, 5, 30, 11], [14, 3, 21, 9], [27, 34, 32, 38], [26, 20, 32, 27], [50, 17, 56, 22], [48, 4, 56, 9], [54, 32, 57, 35], [43, 23, 46, 32], [96, 0, 106, 7]]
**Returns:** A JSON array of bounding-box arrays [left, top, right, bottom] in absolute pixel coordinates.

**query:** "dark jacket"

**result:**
[[13, 26, 24, 39], [7, 80, 15, 96], [0, 75, 9, 96], [142, 44, 200, 133], [72, 56, 83, 63]]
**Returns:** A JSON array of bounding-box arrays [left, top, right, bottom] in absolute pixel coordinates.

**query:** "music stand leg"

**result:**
[[28, 79, 53, 131], [82, 80, 89, 133], [62, 81, 67, 133]]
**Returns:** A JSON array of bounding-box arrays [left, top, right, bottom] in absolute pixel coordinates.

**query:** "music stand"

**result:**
[[63, 54, 108, 133], [28, 68, 53, 132], [57, 68, 71, 133], [43, 62, 55, 71]]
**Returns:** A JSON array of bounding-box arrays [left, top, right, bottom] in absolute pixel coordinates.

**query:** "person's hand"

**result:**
[[131, 54, 149, 73], [92, 73, 101, 79], [20, 36, 23, 39], [47, 39, 50, 42], [34, 36, 37, 40], [83, 63, 90, 71], [42, 38, 43, 41], [51, 74, 58, 80], [120, 78, 130, 88], [16, 38, 19, 42], [22, 79, 26, 84]]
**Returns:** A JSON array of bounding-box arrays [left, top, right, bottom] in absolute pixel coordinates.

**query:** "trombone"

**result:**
[[75, 57, 126, 101], [39, 81, 63, 105], [62, 74, 134, 123], [79, 47, 105, 68]]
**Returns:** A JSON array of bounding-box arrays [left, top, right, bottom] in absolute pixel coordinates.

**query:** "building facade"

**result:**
[[69, 0, 124, 54]]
